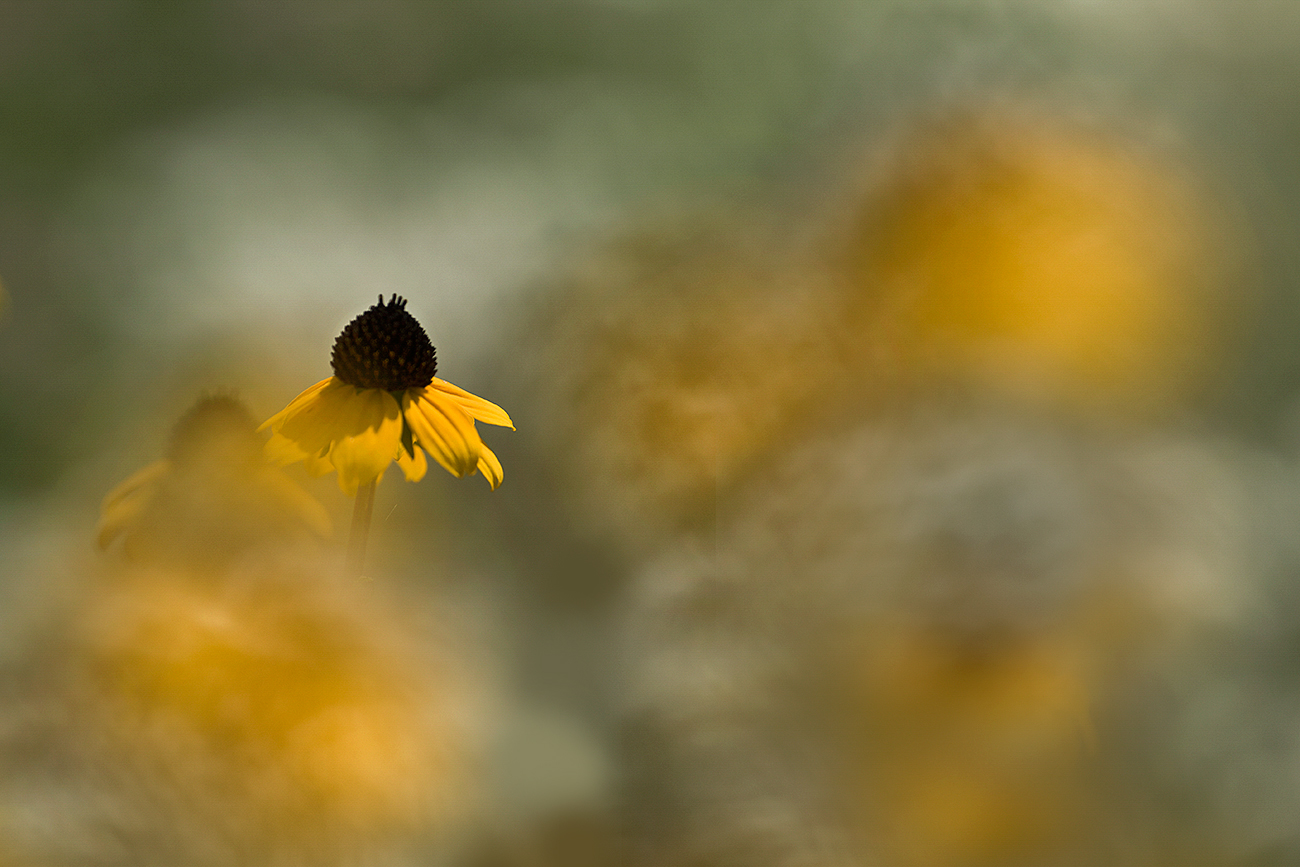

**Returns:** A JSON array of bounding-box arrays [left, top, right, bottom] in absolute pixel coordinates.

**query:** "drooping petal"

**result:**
[[302, 447, 335, 477], [101, 460, 171, 513], [257, 377, 336, 432], [402, 390, 480, 478], [428, 378, 515, 429], [267, 431, 336, 478], [273, 378, 357, 460], [396, 442, 428, 482], [326, 388, 403, 496], [265, 431, 310, 466], [475, 442, 503, 490], [96, 482, 158, 549]]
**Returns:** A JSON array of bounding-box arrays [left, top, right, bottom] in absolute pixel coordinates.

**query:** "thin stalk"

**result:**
[[345, 480, 376, 579]]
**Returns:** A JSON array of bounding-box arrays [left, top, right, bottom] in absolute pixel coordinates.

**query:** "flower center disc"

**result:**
[[331, 295, 438, 391]]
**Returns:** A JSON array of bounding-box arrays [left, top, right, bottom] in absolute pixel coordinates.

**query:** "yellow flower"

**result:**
[[844, 109, 1230, 412], [98, 395, 332, 564], [65, 563, 471, 849], [260, 295, 513, 495]]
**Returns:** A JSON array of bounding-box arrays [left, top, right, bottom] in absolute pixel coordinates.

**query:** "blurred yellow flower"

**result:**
[[845, 109, 1235, 413], [98, 395, 331, 564], [64, 562, 471, 853], [260, 295, 513, 496], [522, 227, 842, 547], [845, 623, 1101, 867]]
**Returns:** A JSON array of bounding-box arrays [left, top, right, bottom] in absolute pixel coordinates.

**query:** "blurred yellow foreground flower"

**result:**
[[261, 295, 513, 495], [98, 395, 331, 565]]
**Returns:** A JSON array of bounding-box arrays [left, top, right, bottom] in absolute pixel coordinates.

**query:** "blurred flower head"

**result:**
[[842, 108, 1237, 414], [841, 621, 1099, 867], [520, 225, 844, 548], [1, 557, 477, 866], [97, 394, 331, 568], [262, 295, 513, 496]]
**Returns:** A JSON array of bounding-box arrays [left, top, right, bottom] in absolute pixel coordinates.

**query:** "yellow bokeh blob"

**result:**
[[74, 568, 464, 836], [841, 622, 1102, 867], [847, 110, 1236, 412], [531, 228, 844, 544]]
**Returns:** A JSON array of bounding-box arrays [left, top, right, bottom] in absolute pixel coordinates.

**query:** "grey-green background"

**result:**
[[4, 3, 1300, 866]]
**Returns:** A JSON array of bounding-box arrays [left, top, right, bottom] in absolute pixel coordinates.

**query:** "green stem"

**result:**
[[345, 480, 376, 579]]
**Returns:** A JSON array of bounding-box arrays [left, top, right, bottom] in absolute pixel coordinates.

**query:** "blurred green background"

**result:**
[[5, 0, 1300, 496], [5, 3, 1300, 867]]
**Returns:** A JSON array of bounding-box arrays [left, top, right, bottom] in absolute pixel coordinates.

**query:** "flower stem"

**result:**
[[346, 480, 376, 579]]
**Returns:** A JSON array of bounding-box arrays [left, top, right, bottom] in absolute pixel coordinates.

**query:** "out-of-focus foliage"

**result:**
[[619, 405, 1262, 867]]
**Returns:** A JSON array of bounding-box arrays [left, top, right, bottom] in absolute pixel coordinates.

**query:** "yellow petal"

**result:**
[[303, 448, 335, 477], [258, 376, 336, 432], [396, 443, 428, 483], [101, 460, 171, 513], [275, 378, 355, 458], [265, 431, 310, 466], [268, 431, 335, 477], [475, 442, 503, 490], [428, 378, 515, 429], [326, 388, 403, 496], [402, 390, 480, 478], [96, 483, 156, 549]]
